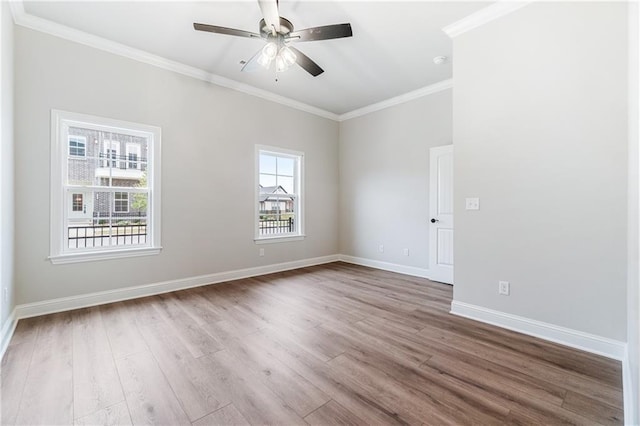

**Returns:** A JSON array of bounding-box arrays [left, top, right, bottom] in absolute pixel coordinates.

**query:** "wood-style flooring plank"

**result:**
[[1, 262, 624, 425], [304, 400, 368, 426], [561, 390, 623, 426], [115, 351, 191, 425], [417, 321, 623, 408], [74, 401, 132, 426], [6, 317, 39, 346], [72, 307, 125, 419], [153, 293, 223, 358], [192, 404, 250, 426], [223, 334, 331, 417], [249, 329, 409, 425], [100, 301, 149, 360], [209, 349, 308, 425], [1, 341, 35, 425], [138, 321, 229, 422], [14, 313, 74, 426]]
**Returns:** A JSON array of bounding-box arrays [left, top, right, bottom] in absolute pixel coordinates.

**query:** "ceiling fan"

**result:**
[[193, 0, 353, 77]]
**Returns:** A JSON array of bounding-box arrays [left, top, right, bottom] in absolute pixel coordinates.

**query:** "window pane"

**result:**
[[277, 157, 294, 176], [278, 176, 294, 194], [260, 154, 276, 174], [67, 127, 148, 189], [68, 154, 99, 186], [112, 192, 147, 247], [67, 191, 110, 249], [259, 173, 276, 188]]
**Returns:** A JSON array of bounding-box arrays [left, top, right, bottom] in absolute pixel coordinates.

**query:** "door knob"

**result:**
[[431, 218, 439, 223]]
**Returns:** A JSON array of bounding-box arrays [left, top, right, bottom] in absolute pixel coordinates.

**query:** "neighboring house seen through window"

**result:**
[[50, 110, 162, 264], [256, 146, 304, 242]]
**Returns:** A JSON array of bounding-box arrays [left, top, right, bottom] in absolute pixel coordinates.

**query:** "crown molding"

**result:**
[[338, 79, 452, 122], [9, 1, 455, 123], [443, 1, 532, 38], [9, 2, 339, 121]]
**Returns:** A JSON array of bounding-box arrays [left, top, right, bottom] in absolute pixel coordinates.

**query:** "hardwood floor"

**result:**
[[1, 262, 623, 425]]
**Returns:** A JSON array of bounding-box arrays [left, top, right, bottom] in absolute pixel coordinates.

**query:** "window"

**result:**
[[69, 136, 86, 157], [102, 141, 120, 168], [50, 110, 162, 264], [255, 146, 304, 242], [114, 192, 129, 213], [127, 143, 141, 170], [72, 194, 83, 212]]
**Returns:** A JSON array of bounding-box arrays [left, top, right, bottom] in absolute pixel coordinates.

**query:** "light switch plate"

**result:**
[[465, 197, 480, 210]]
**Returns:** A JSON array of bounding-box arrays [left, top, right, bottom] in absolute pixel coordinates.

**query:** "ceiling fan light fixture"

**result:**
[[275, 55, 288, 72], [194, 0, 352, 77], [279, 46, 297, 67], [257, 53, 272, 69], [257, 42, 278, 69], [262, 42, 278, 60]]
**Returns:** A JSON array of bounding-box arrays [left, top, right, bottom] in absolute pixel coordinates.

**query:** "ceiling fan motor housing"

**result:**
[[259, 17, 294, 37]]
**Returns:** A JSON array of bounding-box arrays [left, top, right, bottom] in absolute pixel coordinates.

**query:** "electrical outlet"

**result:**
[[498, 281, 510, 295], [465, 197, 480, 210], [2, 287, 7, 301], [402, 248, 409, 256], [259, 248, 265, 257], [378, 244, 384, 253]]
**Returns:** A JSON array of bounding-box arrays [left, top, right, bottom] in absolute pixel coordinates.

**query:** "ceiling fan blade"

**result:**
[[287, 23, 352, 42], [193, 23, 261, 39], [257, 0, 280, 33], [289, 47, 323, 77], [241, 49, 264, 72]]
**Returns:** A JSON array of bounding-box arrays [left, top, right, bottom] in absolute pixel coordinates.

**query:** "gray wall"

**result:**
[[1, 1, 15, 330], [14, 27, 339, 305], [627, 1, 639, 422], [338, 90, 452, 268], [452, 2, 628, 341]]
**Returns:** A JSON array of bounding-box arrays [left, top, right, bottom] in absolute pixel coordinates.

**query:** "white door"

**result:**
[[68, 191, 94, 223], [429, 145, 454, 284]]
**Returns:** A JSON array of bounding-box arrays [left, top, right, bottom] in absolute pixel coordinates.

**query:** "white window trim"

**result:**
[[50, 109, 162, 264], [68, 135, 87, 157], [254, 144, 305, 243]]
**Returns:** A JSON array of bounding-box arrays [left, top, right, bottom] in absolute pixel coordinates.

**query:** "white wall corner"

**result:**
[[442, 1, 532, 38], [0, 308, 17, 360], [338, 254, 430, 280], [622, 347, 636, 426], [450, 300, 627, 361], [7, 0, 25, 23], [13, 255, 340, 320]]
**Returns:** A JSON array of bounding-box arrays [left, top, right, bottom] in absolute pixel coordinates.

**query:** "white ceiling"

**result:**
[[21, 1, 489, 116]]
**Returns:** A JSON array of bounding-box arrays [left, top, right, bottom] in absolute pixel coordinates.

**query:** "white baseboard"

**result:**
[[0, 309, 18, 360], [14, 254, 340, 320], [450, 300, 627, 361], [338, 255, 430, 279], [622, 347, 638, 426]]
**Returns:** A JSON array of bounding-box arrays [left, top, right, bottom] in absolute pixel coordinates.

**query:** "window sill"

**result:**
[[49, 246, 162, 264], [254, 235, 306, 244]]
